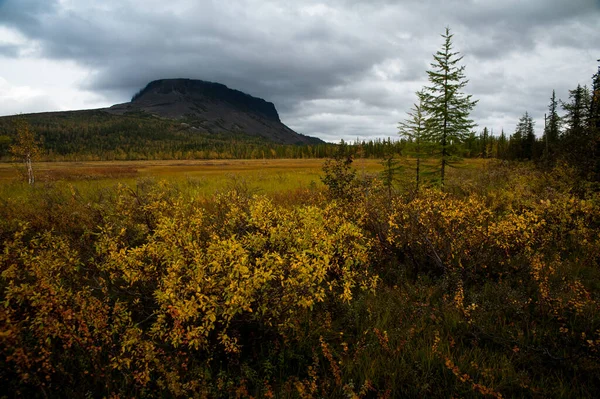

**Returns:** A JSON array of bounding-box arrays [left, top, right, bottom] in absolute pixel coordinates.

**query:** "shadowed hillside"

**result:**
[[0, 79, 326, 160], [109, 78, 321, 145]]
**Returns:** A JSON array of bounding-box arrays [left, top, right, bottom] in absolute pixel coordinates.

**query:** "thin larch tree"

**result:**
[[421, 27, 477, 187], [10, 120, 41, 185]]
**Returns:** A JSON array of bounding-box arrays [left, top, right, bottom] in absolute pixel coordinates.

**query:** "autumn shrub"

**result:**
[[321, 155, 359, 201], [2, 161, 600, 397], [0, 227, 137, 396], [1, 181, 379, 397], [388, 189, 527, 281], [383, 171, 600, 397]]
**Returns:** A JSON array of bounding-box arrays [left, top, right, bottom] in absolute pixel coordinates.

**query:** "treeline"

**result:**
[[394, 27, 600, 187], [0, 110, 327, 161], [0, 110, 411, 161], [412, 62, 599, 183], [0, 110, 409, 161], [463, 72, 600, 181]]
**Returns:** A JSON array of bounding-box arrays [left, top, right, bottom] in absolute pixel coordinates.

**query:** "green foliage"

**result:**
[[558, 83, 598, 182], [9, 120, 40, 184], [398, 93, 430, 191], [320, 154, 358, 200], [421, 27, 478, 186], [0, 111, 338, 161], [479, 127, 490, 158], [0, 112, 413, 162], [511, 111, 536, 160], [543, 90, 561, 162], [379, 155, 403, 196], [562, 84, 591, 138]]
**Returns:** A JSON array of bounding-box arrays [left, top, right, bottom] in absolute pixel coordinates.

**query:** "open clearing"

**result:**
[[0, 157, 487, 196], [0, 158, 389, 195]]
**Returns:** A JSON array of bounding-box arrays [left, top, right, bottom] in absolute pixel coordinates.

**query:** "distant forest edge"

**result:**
[[0, 109, 401, 161], [0, 110, 338, 161]]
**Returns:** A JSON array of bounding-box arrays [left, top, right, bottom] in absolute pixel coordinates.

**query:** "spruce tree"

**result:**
[[543, 90, 560, 162], [591, 61, 600, 180], [524, 113, 536, 160], [560, 84, 593, 175], [480, 127, 489, 158], [421, 27, 477, 186], [398, 92, 428, 191], [509, 130, 523, 160], [380, 155, 403, 196], [562, 84, 590, 139], [514, 112, 535, 160], [591, 61, 600, 131], [498, 129, 508, 159]]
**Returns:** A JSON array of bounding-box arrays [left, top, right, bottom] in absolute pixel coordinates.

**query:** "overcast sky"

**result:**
[[1, 0, 599, 142]]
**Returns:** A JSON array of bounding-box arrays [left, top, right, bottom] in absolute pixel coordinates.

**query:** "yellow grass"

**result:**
[[0, 157, 487, 199], [0, 158, 388, 195]]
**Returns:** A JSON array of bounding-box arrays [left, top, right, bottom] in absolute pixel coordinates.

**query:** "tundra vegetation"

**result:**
[[1, 32, 600, 398]]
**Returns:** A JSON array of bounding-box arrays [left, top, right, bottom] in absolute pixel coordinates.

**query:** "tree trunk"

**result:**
[[26, 155, 34, 185], [416, 157, 420, 192]]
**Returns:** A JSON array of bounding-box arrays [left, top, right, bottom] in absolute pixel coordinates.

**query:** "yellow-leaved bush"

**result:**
[[1, 226, 138, 395], [386, 188, 600, 349], [388, 190, 526, 278], [1, 188, 378, 396], [386, 189, 600, 280], [96, 193, 378, 355]]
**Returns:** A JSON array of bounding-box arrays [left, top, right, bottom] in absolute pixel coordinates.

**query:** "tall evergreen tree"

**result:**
[[543, 90, 560, 161], [380, 156, 403, 196], [524, 113, 536, 160], [421, 27, 477, 187], [560, 84, 593, 175], [591, 61, 600, 131], [514, 112, 536, 160], [508, 130, 523, 160], [488, 130, 500, 159], [399, 92, 428, 191], [497, 129, 508, 159], [591, 61, 600, 180], [562, 84, 590, 139], [480, 127, 489, 158]]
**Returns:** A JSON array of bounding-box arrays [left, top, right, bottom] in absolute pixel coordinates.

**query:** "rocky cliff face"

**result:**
[[108, 79, 322, 145]]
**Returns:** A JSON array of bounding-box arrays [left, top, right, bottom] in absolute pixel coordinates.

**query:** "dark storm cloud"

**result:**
[[1, 0, 599, 140], [417, 0, 600, 61], [1, 1, 392, 116], [0, 0, 59, 26]]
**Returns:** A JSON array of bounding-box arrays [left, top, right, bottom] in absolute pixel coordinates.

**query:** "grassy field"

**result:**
[[0, 158, 387, 193], [0, 157, 487, 195]]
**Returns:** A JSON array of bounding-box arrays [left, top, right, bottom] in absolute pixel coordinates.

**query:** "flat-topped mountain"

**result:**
[[0, 79, 327, 161], [108, 78, 321, 145]]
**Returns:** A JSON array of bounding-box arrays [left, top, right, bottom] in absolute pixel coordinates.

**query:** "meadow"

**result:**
[[0, 158, 383, 194], [1, 156, 599, 398]]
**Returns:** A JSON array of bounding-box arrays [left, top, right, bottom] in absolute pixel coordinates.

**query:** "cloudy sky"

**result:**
[[0, 0, 599, 142]]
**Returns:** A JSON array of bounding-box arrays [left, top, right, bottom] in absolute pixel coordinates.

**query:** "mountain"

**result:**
[[0, 79, 329, 161], [107, 78, 321, 145]]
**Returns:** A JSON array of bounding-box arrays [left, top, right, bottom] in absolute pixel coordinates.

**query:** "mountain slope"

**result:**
[[108, 78, 321, 145]]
